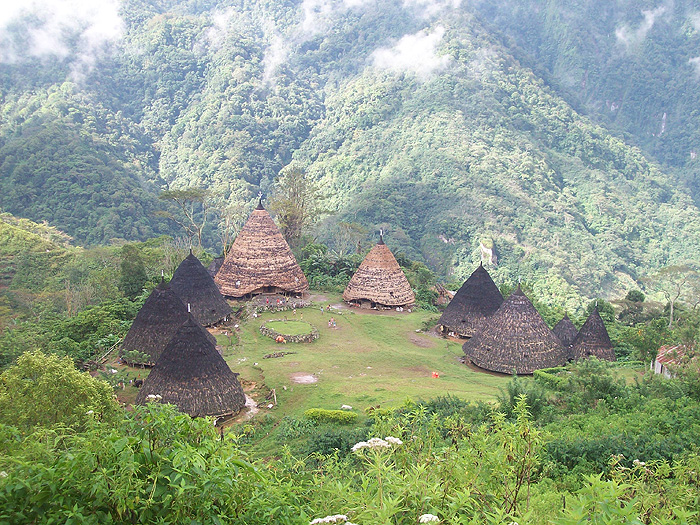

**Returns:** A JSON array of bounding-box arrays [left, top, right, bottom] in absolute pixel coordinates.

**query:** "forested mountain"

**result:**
[[2, 0, 700, 303]]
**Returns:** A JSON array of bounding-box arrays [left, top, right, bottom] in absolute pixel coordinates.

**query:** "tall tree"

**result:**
[[268, 162, 326, 250], [644, 265, 699, 329], [157, 188, 211, 248]]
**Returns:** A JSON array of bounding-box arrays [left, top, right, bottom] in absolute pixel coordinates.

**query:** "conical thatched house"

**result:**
[[342, 235, 415, 308], [570, 309, 616, 361], [553, 314, 578, 348], [438, 263, 503, 338], [120, 279, 215, 366], [135, 316, 246, 418], [215, 201, 309, 298], [463, 286, 567, 374], [170, 250, 232, 326]]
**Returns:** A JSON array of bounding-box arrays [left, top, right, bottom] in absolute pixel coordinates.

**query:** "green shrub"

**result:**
[[303, 408, 358, 425]]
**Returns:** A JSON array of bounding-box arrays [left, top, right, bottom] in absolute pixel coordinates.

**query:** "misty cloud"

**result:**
[[690, 12, 700, 32], [402, 0, 462, 18], [0, 0, 124, 78], [690, 56, 700, 76], [371, 26, 450, 79], [615, 6, 666, 50]]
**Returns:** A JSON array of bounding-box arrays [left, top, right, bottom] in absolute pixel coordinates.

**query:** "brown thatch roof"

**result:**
[[342, 236, 415, 307], [135, 316, 245, 418], [120, 279, 216, 366], [170, 250, 232, 326], [438, 264, 503, 337], [570, 309, 616, 361], [214, 203, 309, 297], [207, 256, 224, 278], [463, 286, 567, 374], [553, 314, 578, 348]]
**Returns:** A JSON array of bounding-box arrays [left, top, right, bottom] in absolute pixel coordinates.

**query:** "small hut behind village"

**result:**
[[553, 314, 578, 348], [170, 250, 232, 326], [120, 279, 215, 366], [215, 201, 309, 298], [463, 286, 567, 374], [135, 316, 246, 419], [342, 234, 415, 308], [438, 263, 503, 338], [652, 345, 692, 379], [569, 309, 616, 361]]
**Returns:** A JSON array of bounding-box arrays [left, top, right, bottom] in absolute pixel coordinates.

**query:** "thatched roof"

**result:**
[[207, 256, 224, 278], [342, 235, 415, 307], [438, 264, 503, 337], [120, 279, 215, 366], [553, 314, 578, 348], [570, 309, 616, 361], [214, 202, 309, 297], [463, 286, 567, 374], [135, 316, 246, 418], [170, 250, 232, 326]]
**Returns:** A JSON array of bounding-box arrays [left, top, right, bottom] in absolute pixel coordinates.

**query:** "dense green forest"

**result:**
[[3, 0, 700, 302]]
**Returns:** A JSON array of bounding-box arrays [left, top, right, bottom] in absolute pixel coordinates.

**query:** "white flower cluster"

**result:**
[[351, 436, 403, 452], [146, 394, 163, 400], [633, 459, 646, 467], [419, 514, 440, 523], [310, 514, 356, 525]]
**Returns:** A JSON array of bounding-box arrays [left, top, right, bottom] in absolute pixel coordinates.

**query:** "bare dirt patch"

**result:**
[[409, 334, 436, 348], [291, 373, 318, 384], [403, 365, 433, 375]]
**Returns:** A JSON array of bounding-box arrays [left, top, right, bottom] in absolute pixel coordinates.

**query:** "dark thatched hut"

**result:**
[[342, 235, 415, 308], [215, 201, 309, 298], [135, 316, 246, 418], [438, 263, 503, 338], [462, 286, 567, 374], [120, 279, 215, 366], [553, 314, 578, 348], [170, 250, 232, 326], [570, 309, 616, 362]]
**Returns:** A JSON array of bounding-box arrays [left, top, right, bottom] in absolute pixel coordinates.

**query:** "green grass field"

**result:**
[[223, 294, 513, 419], [264, 320, 315, 336]]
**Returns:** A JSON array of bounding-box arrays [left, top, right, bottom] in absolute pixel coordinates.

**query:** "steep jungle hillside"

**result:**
[[2, 0, 700, 303]]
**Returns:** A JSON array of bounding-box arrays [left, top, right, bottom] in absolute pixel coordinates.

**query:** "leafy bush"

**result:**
[[304, 408, 358, 425]]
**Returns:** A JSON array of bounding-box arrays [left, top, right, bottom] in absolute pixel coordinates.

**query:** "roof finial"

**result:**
[[379, 228, 384, 245], [161, 269, 164, 283], [256, 192, 264, 210]]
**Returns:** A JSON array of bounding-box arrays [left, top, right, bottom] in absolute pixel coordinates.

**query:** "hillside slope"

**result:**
[[1, 0, 700, 305]]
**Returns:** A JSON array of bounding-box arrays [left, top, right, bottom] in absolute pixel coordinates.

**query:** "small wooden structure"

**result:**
[[652, 345, 689, 379], [553, 314, 578, 348], [342, 234, 415, 308], [438, 263, 503, 338], [215, 200, 309, 298], [120, 279, 214, 366], [135, 316, 246, 419], [569, 309, 616, 362], [462, 286, 567, 374], [170, 250, 232, 326]]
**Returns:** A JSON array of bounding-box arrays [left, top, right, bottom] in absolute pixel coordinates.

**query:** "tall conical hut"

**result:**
[[342, 233, 415, 308], [553, 314, 578, 348], [569, 308, 616, 361], [135, 316, 246, 419], [438, 263, 503, 338], [215, 200, 309, 298], [463, 286, 567, 374], [170, 249, 232, 326], [120, 278, 215, 366]]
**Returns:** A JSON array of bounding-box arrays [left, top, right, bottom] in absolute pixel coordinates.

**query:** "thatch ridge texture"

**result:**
[[553, 314, 578, 348], [120, 280, 216, 366], [438, 264, 503, 337], [135, 316, 246, 418], [463, 287, 567, 374], [570, 309, 616, 361], [170, 252, 232, 326], [342, 241, 415, 307], [215, 207, 309, 297]]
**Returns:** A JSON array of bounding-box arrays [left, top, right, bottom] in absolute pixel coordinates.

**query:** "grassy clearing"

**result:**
[[225, 294, 512, 420], [264, 320, 315, 336]]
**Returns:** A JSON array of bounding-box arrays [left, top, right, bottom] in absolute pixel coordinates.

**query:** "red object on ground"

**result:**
[[431, 372, 439, 378]]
